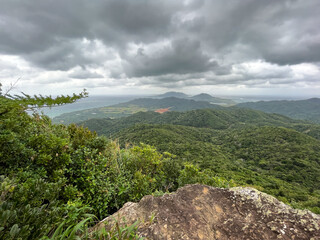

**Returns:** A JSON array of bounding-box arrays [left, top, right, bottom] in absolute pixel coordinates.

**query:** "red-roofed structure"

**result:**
[[155, 108, 170, 114]]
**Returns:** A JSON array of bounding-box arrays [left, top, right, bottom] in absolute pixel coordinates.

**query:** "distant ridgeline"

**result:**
[[155, 91, 235, 105], [53, 96, 225, 124], [53, 92, 320, 125], [236, 98, 320, 123], [80, 108, 320, 214]]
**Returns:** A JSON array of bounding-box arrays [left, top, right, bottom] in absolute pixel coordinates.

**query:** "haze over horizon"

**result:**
[[0, 0, 319, 98]]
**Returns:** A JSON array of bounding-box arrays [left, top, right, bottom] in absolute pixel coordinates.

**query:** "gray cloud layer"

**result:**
[[0, 0, 319, 91], [123, 38, 217, 77]]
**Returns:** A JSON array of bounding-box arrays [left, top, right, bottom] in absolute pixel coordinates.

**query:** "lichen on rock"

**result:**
[[97, 184, 320, 240]]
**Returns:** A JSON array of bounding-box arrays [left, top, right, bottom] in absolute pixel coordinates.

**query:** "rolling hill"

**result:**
[[155, 91, 189, 98], [114, 97, 222, 111], [156, 91, 236, 105], [114, 123, 320, 213], [78, 107, 320, 213], [80, 108, 320, 138], [236, 98, 320, 123], [190, 93, 235, 105]]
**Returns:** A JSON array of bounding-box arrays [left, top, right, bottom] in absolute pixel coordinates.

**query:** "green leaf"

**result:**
[[10, 224, 20, 237]]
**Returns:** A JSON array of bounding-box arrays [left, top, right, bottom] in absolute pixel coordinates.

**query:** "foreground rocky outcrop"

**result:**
[[98, 184, 320, 240]]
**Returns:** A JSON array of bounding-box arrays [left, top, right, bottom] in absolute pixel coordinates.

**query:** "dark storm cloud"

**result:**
[[0, 0, 183, 69], [237, 1, 320, 65], [196, 0, 320, 65], [0, 0, 319, 88], [25, 39, 112, 71], [122, 38, 218, 77], [0, 0, 92, 54], [0, 0, 181, 52], [94, 1, 181, 42], [26, 40, 87, 71]]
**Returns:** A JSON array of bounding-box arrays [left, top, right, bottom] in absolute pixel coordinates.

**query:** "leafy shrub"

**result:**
[[178, 163, 233, 188]]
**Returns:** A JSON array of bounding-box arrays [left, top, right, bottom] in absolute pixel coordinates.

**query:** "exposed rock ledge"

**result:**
[[98, 184, 320, 240]]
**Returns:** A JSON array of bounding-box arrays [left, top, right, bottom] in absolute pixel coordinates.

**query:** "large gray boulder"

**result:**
[[98, 184, 320, 240]]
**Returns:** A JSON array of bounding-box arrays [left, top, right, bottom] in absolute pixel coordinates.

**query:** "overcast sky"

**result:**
[[0, 0, 319, 97]]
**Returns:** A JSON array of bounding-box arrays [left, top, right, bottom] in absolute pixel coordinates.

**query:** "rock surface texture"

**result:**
[[99, 184, 320, 240]]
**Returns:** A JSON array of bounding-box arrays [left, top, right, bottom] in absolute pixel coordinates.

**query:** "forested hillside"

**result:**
[[236, 98, 320, 123], [155, 91, 235, 105], [80, 108, 320, 214], [115, 124, 320, 213], [80, 108, 320, 140], [190, 93, 235, 105]]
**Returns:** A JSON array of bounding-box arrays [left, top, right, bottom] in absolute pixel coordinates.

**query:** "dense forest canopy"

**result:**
[[80, 108, 320, 214], [236, 98, 320, 123], [80, 108, 320, 140]]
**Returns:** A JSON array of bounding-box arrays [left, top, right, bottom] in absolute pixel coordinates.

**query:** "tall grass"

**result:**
[[42, 213, 143, 240]]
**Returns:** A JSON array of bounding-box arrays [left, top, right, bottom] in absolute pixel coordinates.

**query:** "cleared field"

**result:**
[[53, 105, 147, 124]]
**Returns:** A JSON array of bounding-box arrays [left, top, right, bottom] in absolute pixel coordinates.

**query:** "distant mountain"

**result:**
[[155, 91, 189, 98], [53, 97, 222, 124], [156, 92, 235, 105], [236, 98, 320, 123], [190, 93, 216, 101], [190, 93, 235, 105], [115, 97, 222, 111]]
